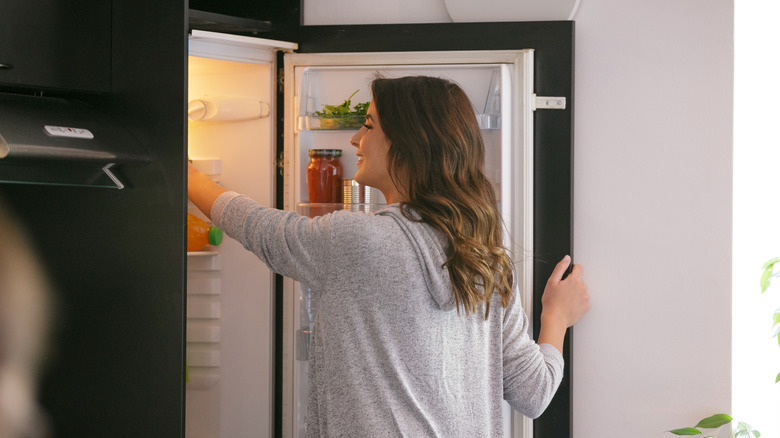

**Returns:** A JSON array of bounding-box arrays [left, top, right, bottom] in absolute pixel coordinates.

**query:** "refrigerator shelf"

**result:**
[[296, 113, 500, 131], [296, 202, 387, 217], [297, 115, 364, 131], [186, 250, 221, 256]]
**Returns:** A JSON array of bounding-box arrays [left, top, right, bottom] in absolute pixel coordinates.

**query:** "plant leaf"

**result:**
[[735, 422, 761, 438], [761, 257, 780, 292], [775, 371, 780, 383], [669, 427, 703, 435], [695, 414, 732, 429], [762, 257, 780, 270], [761, 267, 773, 293]]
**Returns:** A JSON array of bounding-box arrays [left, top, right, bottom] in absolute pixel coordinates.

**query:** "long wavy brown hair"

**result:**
[[371, 76, 514, 318]]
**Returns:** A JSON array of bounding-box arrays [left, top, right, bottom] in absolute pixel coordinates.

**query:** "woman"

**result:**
[[188, 76, 589, 437]]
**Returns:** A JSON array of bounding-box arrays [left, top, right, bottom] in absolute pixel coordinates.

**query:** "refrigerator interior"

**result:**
[[290, 64, 505, 207], [283, 56, 532, 437], [186, 54, 278, 437]]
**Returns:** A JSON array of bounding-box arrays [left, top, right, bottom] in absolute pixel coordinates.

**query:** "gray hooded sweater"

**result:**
[[211, 192, 564, 438]]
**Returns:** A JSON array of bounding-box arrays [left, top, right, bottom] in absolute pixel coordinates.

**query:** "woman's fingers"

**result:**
[[548, 255, 572, 285]]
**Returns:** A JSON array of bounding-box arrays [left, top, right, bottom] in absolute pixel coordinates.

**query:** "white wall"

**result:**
[[572, 1, 733, 437], [304, 1, 735, 437]]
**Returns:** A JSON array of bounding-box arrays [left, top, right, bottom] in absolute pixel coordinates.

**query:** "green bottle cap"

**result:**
[[208, 226, 223, 247]]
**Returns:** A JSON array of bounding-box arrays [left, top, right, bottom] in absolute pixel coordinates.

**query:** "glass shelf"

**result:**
[[297, 113, 501, 131], [297, 115, 365, 131], [296, 202, 387, 217]]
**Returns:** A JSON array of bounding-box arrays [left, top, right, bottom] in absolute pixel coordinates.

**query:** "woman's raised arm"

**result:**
[[187, 161, 228, 220]]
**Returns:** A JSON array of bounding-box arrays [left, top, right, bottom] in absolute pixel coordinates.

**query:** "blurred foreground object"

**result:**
[[0, 198, 52, 438]]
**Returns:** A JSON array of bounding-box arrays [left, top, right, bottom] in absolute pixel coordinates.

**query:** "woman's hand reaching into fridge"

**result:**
[[537, 255, 590, 354], [188, 161, 228, 220]]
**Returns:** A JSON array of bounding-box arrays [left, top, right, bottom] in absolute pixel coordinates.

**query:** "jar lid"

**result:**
[[309, 149, 342, 157]]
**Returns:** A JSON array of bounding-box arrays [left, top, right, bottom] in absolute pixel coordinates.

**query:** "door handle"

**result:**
[[0, 63, 13, 70]]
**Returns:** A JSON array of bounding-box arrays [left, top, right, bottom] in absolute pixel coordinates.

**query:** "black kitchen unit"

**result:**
[[0, 0, 112, 93], [0, 0, 188, 437], [0, 1, 573, 437]]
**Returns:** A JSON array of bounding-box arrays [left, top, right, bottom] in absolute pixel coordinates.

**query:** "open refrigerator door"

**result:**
[[186, 31, 296, 438]]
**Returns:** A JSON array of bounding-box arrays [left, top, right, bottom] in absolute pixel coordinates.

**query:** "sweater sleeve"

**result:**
[[210, 191, 333, 290], [501, 291, 564, 419]]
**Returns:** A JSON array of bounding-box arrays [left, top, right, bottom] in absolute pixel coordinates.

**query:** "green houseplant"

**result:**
[[759, 256, 780, 384], [664, 258, 780, 438], [667, 414, 759, 438]]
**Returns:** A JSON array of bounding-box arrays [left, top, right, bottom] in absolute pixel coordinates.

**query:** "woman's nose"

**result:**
[[349, 130, 361, 148]]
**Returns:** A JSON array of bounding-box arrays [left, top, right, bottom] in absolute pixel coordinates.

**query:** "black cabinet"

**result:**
[[0, 0, 187, 436], [0, 0, 111, 93]]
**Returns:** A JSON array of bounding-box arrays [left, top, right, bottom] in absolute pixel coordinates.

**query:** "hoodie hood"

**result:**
[[377, 205, 456, 311]]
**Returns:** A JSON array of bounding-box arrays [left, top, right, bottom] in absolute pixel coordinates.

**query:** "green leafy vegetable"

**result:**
[[314, 90, 370, 129]]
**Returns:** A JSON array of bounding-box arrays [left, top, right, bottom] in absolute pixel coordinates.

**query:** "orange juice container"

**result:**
[[187, 213, 223, 252]]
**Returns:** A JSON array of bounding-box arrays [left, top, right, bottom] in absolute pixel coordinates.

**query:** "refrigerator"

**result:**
[[185, 22, 572, 438]]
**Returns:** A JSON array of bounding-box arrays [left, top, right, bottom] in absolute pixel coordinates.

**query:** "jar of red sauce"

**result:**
[[307, 149, 343, 203]]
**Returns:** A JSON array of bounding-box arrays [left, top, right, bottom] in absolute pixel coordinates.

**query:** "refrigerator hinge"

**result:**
[[533, 94, 567, 111], [277, 67, 285, 93], [277, 150, 286, 177]]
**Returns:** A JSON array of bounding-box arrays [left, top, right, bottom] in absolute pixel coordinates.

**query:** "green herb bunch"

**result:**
[[314, 90, 370, 129]]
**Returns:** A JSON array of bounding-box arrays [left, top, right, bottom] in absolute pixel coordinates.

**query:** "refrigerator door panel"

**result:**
[[190, 29, 297, 63], [282, 51, 535, 438], [187, 32, 295, 438]]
